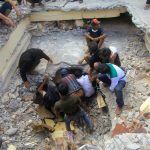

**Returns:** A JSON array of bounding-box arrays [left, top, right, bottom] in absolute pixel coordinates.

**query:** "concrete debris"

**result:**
[[6, 128, 18, 136], [7, 144, 16, 150], [140, 97, 150, 113]]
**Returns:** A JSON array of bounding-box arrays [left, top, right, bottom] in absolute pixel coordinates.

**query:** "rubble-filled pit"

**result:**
[[0, 14, 150, 149]]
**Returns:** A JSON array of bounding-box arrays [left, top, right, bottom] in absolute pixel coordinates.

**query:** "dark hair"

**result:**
[[98, 64, 110, 74], [74, 69, 83, 78], [89, 41, 98, 54], [60, 68, 69, 77], [100, 48, 111, 57], [99, 48, 111, 63], [58, 82, 69, 96]]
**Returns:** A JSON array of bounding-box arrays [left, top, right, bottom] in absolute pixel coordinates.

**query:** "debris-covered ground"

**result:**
[[0, 16, 150, 149]]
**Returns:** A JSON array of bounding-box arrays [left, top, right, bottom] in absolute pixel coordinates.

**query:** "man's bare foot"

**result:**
[[115, 107, 122, 115]]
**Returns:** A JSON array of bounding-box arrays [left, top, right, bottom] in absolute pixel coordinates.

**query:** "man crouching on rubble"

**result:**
[[35, 76, 60, 117], [54, 82, 94, 133], [0, 0, 21, 26], [85, 19, 106, 49], [94, 63, 126, 115], [19, 48, 53, 88]]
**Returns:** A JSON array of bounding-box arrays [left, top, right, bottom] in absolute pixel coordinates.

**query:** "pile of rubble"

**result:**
[[0, 18, 150, 149]]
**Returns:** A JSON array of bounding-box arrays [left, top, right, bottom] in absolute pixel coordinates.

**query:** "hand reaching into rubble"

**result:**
[[24, 80, 30, 89]]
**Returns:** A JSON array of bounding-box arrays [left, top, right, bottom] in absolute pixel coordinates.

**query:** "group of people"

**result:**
[[0, 0, 84, 27], [1, 0, 150, 27], [18, 18, 127, 134]]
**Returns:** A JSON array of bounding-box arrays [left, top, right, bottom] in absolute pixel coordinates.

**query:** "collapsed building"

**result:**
[[0, 0, 150, 149]]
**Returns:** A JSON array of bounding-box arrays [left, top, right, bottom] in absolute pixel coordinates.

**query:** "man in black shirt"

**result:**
[[35, 76, 60, 117], [18, 48, 52, 88], [85, 18, 106, 48]]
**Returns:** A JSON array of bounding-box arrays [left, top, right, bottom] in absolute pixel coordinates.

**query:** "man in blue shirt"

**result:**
[[85, 18, 106, 48]]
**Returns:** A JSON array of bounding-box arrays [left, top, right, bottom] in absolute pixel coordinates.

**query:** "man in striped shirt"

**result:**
[[94, 63, 126, 115], [60, 68, 84, 98]]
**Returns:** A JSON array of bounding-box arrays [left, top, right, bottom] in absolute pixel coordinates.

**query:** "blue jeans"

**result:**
[[99, 74, 126, 108], [65, 109, 93, 131], [114, 80, 126, 108]]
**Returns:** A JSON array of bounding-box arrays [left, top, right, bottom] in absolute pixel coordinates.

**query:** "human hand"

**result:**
[[48, 58, 53, 63], [5, 18, 15, 27], [16, 10, 21, 17], [24, 81, 30, 88], [94, 37, 99, 41]]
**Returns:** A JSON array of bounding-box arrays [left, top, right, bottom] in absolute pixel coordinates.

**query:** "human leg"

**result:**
[[80, 109, 93, 130], [98, 37, 105, 48], [64, 114, 72, 131], [78, 53, 90, 64], [114, 80, 126, 114]]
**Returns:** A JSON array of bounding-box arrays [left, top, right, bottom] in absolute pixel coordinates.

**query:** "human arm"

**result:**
[[85, 32, 94, 41], [19, 66, 30, 88], [94, 34, 106, 41], [0, 13, 14, 26], [37, 76, 49, 95], [54, 102, 61, 121], [110, 52, 117, 63], [39, 50, 53, 63]]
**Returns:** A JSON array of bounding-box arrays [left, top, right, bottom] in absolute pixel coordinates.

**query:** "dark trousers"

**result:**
[[99, 74, 126, 108], [65, 109, 93, 131], [114, 80, 126, 108]]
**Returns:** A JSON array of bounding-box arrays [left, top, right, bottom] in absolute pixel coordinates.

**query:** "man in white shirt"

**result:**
[[75, 70, 95, 98], [77, 75, 95, 98], [94, 63, 126, 115]]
